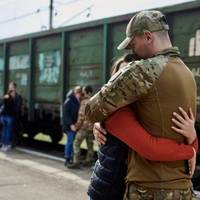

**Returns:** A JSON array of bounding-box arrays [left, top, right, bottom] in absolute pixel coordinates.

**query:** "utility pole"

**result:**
[[49, 0, 53, 30]]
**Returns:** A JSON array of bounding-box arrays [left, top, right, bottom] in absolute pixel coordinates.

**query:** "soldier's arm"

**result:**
[[74, 100, 86, 131], [85, 56, 168, 123]]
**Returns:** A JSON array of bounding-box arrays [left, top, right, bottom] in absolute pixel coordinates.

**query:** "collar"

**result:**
[[154, 47, 180, 57]]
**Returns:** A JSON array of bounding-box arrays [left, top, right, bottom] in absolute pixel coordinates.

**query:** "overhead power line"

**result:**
[[58, 4, 94, 27], [0, 0, 93, 29], [0, 7, 49, 25]]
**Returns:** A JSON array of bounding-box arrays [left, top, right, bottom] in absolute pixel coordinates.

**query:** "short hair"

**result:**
[[154, 30, 169, 40], [83, 85, 93, 94], [74, 86, 82, 94], [9, 81, 17, 88]]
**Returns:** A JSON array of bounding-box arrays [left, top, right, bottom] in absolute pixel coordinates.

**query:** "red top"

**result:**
[[105, 106, 198, 161]]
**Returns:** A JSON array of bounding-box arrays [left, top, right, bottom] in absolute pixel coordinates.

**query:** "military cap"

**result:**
[[117, 10, 169, 50]]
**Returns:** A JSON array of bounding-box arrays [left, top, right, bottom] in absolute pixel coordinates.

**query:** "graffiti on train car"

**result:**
[[38, 50, 61, 84], [9, 54, 29, 70], [191, 67, 200, 77], [0, 58, 3, 71], [189, 29, 200, 57], [70, 65, 101, 87], [79, 69, 100, 81], [191, 67, 200, 107], [9, 54, 29, 86]]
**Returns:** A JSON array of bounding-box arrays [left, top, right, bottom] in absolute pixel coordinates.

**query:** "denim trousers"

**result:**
[[64, 130, 76, 158], [0, 115, 14, 145]]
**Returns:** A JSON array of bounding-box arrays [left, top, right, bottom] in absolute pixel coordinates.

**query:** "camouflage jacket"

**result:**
[[75, 96, 93, 131], [85, 47, 197, 189], [85, 48, 180, 123]]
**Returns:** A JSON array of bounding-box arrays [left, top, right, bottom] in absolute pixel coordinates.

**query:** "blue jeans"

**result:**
[[0, 115, 14, 145], [64, 130, 76, 158]]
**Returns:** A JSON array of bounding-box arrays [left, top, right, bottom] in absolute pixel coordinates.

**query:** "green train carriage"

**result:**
[[0, 1, 199, 146]]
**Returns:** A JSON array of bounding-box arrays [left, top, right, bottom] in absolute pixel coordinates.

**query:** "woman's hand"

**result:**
[[4, 94, 9, 99], [171, 107, 196, 144], [70, 124, 76, 132], [188, 147, 196, 177], [93, 122, 107, 145]]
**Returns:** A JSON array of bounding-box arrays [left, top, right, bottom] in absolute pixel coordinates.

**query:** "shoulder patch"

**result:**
[[129, 55, 168, 82]]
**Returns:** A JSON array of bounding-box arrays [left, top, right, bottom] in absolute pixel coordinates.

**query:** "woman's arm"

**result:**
[[105, 106, 197, 161]]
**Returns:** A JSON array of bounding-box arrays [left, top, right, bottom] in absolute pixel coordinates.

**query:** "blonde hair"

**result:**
[[74, 86, 82, 94]]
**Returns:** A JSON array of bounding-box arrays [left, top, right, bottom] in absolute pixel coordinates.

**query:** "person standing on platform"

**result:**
[[8, 82, 23, 148], [68, 85, 94, 169], [63, 86, 82, 167]]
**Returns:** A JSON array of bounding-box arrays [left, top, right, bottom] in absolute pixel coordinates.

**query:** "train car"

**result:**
[[0, 0, 199, 146]]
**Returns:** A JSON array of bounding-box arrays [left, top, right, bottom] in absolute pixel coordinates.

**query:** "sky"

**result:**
[[0, 0, 194, 40]]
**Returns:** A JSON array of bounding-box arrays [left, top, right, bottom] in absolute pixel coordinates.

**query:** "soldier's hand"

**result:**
[[93, 122, 107, 145], [189, 147, 196, 177]]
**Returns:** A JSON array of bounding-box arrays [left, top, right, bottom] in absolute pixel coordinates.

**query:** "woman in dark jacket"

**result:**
[[63, 86, 82, 166], [0, 90, 15, 152]]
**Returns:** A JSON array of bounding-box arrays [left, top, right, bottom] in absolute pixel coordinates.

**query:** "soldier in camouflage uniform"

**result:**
[[68, 86, 94, 169], [85, 10, 200, 200]]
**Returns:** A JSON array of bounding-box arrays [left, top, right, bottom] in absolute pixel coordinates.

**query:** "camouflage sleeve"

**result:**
[[75, 99, 87, 130], [85, 55, 168, 123]]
